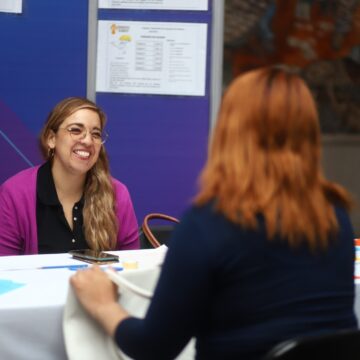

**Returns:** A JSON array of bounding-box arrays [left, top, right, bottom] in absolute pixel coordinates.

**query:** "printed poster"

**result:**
[[96, 20, 207, 96]]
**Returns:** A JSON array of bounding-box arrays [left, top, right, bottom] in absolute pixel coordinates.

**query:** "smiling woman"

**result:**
[[0, 97, 139, 255]]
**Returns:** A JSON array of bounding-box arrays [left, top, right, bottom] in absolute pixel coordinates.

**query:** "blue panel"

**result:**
[[98, 93, 209, 220], [0, 0, 213, 225], [97, 2, 212, 221], [0, 0, 88, 134]]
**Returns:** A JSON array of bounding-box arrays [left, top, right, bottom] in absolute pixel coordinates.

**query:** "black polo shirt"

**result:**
[[36, 162, 89, 254]]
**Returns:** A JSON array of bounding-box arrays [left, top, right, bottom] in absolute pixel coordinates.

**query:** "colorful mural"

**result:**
[[224, 0, 360, 133]]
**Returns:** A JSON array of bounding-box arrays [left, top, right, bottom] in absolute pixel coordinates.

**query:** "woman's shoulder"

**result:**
[[110, 177, 132, 199], [334, 204, 350, 216], [111, 177, 128, 190], [180, 201, 229, 230], [1, 165, 40, 193], [333, 205, 353, 230], [171, 202, 240, 255]]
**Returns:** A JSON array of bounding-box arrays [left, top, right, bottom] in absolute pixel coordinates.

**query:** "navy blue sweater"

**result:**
[[116, 203, 357, 359]]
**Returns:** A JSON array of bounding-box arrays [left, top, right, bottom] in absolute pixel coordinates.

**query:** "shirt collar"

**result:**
[[37, 161, 61, 206], [37, 161, 85, 207]]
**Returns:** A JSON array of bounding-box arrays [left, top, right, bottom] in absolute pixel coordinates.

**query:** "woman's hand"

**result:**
[[70, 266, 129, 336]]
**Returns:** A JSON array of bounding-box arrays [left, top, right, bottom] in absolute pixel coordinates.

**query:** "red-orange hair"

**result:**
[[195, 67, 352, 249]]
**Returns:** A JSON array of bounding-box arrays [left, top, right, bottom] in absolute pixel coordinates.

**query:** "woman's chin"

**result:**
[[68, 160, 95, 176]]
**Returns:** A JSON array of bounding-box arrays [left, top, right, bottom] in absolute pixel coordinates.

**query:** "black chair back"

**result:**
[[263, 329, 360, 360]]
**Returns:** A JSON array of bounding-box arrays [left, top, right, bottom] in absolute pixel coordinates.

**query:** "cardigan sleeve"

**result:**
[[0, 183, 24, 255], [0, 166, 39, 255], [113, 179, 139, 250]]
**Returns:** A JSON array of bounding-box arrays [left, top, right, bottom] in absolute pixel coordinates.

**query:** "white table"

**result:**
[[0, 250, 359, 360], [0, 248, 167, 360]]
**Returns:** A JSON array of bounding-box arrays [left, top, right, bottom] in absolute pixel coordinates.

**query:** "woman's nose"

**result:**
[[80, 130, 93, 144]]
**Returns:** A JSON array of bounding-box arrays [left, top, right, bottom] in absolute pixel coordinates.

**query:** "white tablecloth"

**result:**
[[0, 248, 167, 360], [0, 249, 359, 360]]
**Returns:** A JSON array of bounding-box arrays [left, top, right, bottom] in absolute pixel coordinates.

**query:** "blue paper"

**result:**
[[0, 279, 25, 295]]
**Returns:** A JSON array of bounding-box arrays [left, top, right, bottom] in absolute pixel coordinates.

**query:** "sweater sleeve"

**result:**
[[114, 208, 213, 359], [0, 183, 23, 255], [113, 179, 139, 250]]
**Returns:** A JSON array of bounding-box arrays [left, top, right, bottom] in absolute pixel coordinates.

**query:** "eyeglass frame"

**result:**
[[56, 123, 109, 144]]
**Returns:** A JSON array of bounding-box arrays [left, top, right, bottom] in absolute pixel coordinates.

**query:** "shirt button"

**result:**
[[72, 239, 76, 243], [74, 206, 78, 210], [74, 217, 77, 221]]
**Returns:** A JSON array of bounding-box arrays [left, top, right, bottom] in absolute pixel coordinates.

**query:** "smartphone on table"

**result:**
[[69, 249, 119, 264]]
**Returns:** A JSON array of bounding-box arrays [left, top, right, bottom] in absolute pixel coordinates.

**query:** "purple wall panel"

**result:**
[[97, 2, 212, 222], [0, 100, 41, 184], [0, 1, 88, 134], [0, 0, 88, 184], [97, 94, 209, 221], [0, 0, 212, 225]]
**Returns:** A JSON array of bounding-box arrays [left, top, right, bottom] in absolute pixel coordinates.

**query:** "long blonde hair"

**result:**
[[39, 97, 118, 250], [195, 67, 352, 249]]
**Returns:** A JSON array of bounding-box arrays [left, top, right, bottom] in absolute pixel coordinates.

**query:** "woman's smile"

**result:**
[[73, 148, 91, 160]]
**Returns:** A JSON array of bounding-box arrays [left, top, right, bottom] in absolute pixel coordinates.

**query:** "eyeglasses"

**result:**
[[58, 124, 108, 144]]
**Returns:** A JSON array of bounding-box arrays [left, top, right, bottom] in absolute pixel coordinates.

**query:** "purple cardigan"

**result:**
[[0, 165, 139, 255]]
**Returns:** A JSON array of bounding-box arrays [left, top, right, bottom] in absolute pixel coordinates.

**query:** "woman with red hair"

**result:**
[[71, 68, 357, 360]]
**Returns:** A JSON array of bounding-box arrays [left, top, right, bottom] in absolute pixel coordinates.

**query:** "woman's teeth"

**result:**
[[74, 150, 90, 158]]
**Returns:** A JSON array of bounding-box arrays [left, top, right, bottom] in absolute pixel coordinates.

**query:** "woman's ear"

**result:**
[[47, 130, 56, 150]]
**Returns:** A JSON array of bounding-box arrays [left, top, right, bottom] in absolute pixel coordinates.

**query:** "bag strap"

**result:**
[[142, 213, 180, 248], [105, 269, 153, 299]]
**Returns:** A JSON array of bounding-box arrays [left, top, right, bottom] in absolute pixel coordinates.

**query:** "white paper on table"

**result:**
[[0, 253, 80, 271], [108, 245, 168, 270], [0, 247, 168, 271]]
